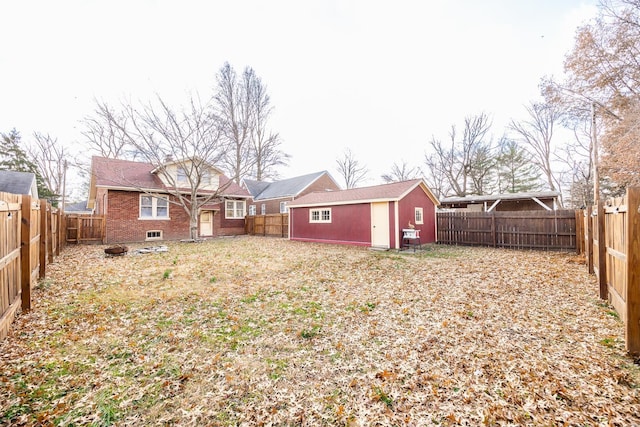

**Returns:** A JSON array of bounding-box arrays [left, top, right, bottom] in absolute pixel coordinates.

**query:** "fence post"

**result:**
[[626, 187, 640, 354], [39, 199, 48, 279], [20, 195, 32, 312], [597, 201, 608, 300], [56, 209, 62, 255], [586, 206, 594, 274], [574, 209, 583, 254], [491, 212, 496, 247]]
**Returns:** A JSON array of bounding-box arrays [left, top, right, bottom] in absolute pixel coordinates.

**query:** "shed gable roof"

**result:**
[[0, 170, 38, 197], [244, 171, 338, 201], [288, 179, 439, 208]]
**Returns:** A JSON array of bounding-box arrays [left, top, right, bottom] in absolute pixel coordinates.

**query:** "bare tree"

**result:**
[[93, 95, 229, 240], [381, 160, 422, 183], [28, 132, 68, 202], [215, 63, 289, 183], [215, 63, 254, 184], [248, 71, 289, 181], [335, 148, 368, 188], [81, 100, 131, 158], [561, 121, 594, 207], [509, 102, 563, 193], [425, 112, 493, 196]]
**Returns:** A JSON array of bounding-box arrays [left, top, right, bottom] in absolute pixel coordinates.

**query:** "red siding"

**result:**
[[398, 186, 437, 244], [290, 203, 371, 246], [388, 202, 397, 248]]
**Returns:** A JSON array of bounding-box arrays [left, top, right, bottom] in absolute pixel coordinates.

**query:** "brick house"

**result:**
[[88, 156, 251, 243], [243, 171, 341, 215]]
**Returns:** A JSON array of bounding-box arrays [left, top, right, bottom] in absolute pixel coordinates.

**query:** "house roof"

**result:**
[[288, 179, 439, 208], [0, 170, 38, 197], [65, 201, 92, 213], [243, 171, 338, 201], [90, 156, 250, 198], [440, 191, 560, 204]]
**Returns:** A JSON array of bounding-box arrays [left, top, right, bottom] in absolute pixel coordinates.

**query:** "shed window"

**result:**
[[310, 208, 331, 223], [415, 207, 424, 224]]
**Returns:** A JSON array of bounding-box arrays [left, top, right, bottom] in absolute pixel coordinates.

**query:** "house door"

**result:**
[[371, 202, 389, 248], [200, 211, 213, 236]]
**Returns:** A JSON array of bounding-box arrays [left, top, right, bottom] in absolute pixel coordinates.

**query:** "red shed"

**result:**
[[287, 179, 439, 249]]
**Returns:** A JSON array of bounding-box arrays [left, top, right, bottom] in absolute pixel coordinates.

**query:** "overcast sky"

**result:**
[[1, 0, 598, 191]]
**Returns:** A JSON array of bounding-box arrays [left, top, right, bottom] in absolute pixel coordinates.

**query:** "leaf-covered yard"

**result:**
[[1, 237, 639, 426]]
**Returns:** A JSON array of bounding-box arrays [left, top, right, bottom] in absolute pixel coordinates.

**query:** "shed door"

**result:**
[[371, 202, 389, 248], [200, 210, 213, 236]]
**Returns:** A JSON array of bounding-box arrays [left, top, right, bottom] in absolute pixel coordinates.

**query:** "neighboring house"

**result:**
[[88, 156, 251, 243], [65, 201, 93, 214], [0, 170, 39, 199], [439, 191, 560, 212], [243, 171, 341, 216], [287, 179, 439, 249]]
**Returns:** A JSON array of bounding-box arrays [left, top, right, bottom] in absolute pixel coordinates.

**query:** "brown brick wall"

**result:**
[[299, 174, 340, 196], [105, 190, 191, 243]]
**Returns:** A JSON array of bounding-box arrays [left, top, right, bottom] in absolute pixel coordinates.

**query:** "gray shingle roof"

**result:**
[[244, 171, 334, 201], [0, 170, 37, 197]]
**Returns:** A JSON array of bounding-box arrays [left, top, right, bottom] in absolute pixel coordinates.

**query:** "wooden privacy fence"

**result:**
[[0, 192, 65, 339], [437, 210, 582, 251], [585, 187, 640, 354], [65, 214, 105, 244], [245, 214, 289, 238]]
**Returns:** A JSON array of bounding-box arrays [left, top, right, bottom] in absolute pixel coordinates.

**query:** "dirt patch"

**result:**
[[1, 237, 638, 425]]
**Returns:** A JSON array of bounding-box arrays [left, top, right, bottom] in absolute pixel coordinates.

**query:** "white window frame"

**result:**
[[261, 204, 266, 215], [248, 205, 256, 216], [139, 194, 170, 219], [280, 201, 288, 214], [225, 200, 246, 219], [415, 207, 424, 225], [310, 208, 331, 223]]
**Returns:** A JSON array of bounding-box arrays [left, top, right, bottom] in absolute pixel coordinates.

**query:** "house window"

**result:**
[[177, 167, 188, 184], [415, 207, 424, 225], [248, 205, 256, 216], [280, 201, 288, 213], [140, 195, 169, 219], [146, 230, 163, 240], [310, 208, 331, 223], [261, 204, 266, 215], [225, 200, 246, 219], [201, 169, 211, 185]]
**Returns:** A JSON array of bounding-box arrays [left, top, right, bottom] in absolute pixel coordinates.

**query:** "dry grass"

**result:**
[[1, 236, 639, 426]]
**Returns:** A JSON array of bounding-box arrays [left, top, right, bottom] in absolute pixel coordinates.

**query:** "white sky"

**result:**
[[1, 0, 598, 192]]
